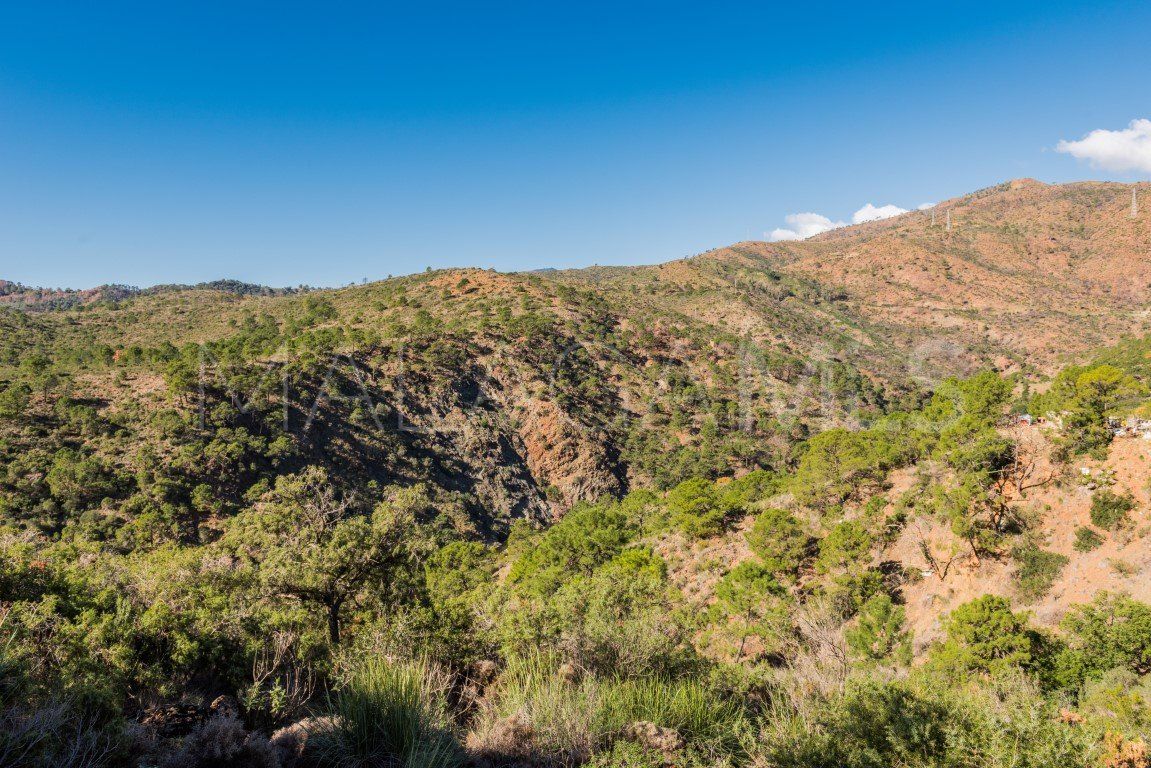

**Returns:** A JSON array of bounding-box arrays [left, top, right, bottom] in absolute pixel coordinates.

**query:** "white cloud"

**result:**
[[852, 203, 908, 224], [769, 212, 845, 241], [917, 202, 935, 210], [1057, 119, 1151, 173], [767, 198, 924, 242]]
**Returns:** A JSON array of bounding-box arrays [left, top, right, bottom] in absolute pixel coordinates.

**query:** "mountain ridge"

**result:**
[[3, 178, 1149, 523]]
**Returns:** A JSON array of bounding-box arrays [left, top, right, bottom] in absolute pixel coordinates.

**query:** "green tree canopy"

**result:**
[[930, 595, 1043, 678], [792, 428, 896, 508], [223, 466, 421, 646], [745, 507, 809, 576], [714, 560, 789, 661], [1056, 593, 1151, 687], [508, 501, 634, 596]]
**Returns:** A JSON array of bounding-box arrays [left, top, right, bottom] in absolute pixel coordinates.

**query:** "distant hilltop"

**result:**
[[0, 278, 308, 311]]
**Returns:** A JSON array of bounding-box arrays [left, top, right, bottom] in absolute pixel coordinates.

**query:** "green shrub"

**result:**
[[553, 548, 696, 678], [1073, 526, 1104, 552], [929, 595, 1044, 678], [509, 502, 634, 596], [1012, 545, 1069, 601], [846, 594, 912, 663], [762, 676, 1094, 768], [745, 507, 809, 574], [826, 569, 887, 619], [1055, 593, 1151, 687], [1039, 365, 1143, 458], [0, 630, 122, 768], [762, 681, 954, 768], [1075, 667, 1151, 733], [1090, 490, 1136, 530], [665, 478, 737, 539], [1110, 558, 1138, 577], [0, 382, 31, 420], [425, 541, 495, 605], [720, 470, 782, 508], [791, 428, 896, 507], [815, 520, 873, 574], [587, 740, 665, 768]]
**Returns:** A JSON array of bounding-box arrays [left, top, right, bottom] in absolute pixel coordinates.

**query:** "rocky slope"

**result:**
[[699, 179, 1151, 374]]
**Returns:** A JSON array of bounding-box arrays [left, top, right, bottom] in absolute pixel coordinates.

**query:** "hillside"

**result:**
[[4, 179, 1151, 530], [0, 261, 898, 534], [11, 179, 1151, 767], [0, 279, 298, 311], [4, 179, 1151, 527], [736, 179, 1151, 372]]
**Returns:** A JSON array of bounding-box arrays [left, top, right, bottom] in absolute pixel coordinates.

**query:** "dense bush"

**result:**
[[664, 478, 739, 538], [1073, 526, 1104, 552], [846, 594, 912, 663], [929, 595, 1047, 679], [1090, 489, 1136, 530], [1055, 593, 1151, 688], [1012, 544, 1069, 601], [815, 520, 873, 575], [791, 428, 897, 507], [508, 501, 635, 596], [745, 507, 809, 575]]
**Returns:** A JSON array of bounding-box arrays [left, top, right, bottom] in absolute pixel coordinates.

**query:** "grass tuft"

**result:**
[[313, 656, 463, 768]]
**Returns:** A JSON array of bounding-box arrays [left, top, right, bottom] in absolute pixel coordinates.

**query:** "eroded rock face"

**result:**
[[515, 398, 625, 509], [394, 354, 628, 527]]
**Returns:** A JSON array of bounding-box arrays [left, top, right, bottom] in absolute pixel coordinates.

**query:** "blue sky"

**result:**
[[1, 1, 1150, 288]]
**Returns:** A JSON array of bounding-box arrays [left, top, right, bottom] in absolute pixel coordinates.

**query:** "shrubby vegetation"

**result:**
[[1090, 489, 1136, 531]]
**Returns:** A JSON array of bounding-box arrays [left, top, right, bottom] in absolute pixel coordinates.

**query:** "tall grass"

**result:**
[[471, 653, 603, 763], [758, 674, 1100, 768], [468, 653, 747, 764], [314, 656, 463, 768], [598, 677, 747, 757]]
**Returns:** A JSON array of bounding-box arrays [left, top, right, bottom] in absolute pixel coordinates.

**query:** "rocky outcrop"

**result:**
[[515, 398, 625, 509]]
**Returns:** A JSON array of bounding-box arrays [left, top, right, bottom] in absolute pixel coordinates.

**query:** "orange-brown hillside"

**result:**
[[673, 179, 1151, 374]]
